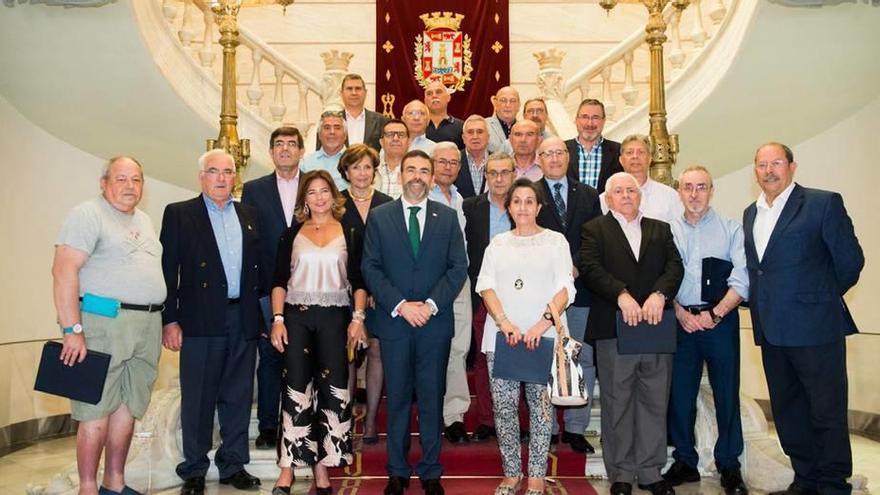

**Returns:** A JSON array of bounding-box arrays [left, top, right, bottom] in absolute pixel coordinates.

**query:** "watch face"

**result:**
[[73, 323, 83, 334]]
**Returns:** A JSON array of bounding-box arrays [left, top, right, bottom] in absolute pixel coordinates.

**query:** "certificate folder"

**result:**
[[616, 309, 677, 354], [492, 332, 555, 384], [34, 341, 111, 404], [702, 257, 734, 304]]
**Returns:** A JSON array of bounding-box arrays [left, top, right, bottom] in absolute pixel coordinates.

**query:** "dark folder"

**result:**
[[701, 257, 734, 304], [492, 332, 555, 384], [259, 295, 273, 330], [616, 309, 677, 354], [34, 341, 111, 404]]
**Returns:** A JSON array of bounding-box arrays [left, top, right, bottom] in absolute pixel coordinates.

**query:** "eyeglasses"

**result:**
[[464, 128, 486, 135], [539, 149, 566, 158], [383, 131, 407, 139], [577, 115, 604, 122], [496, 98, 519, 105], [681, 183, 711, 193], [755, 160, 788, 170], [436, 159, 460, 167], [486, 170, 514, 179], [204, 168, 235, 177], [405, 110, 427, 117], [273, 141, 299, 149]]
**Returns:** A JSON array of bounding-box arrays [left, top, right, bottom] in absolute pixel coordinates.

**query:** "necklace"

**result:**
[[351, 188, 374, 203]]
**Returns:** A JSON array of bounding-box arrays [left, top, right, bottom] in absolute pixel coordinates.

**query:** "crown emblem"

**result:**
[[533, 48, 566, 70], [320, 50, 354, 72], [420, 11, 464, 31]]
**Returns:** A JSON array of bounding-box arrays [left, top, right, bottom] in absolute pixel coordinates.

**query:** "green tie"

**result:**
[[408, 206, 421, 257]]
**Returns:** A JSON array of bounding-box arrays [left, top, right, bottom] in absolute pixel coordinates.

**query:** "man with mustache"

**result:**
[[565, 99, 622, 193], [744, 142, 863, 495], [424, 80, 464, 149], [361, 150, 468, 495], [160, 150, 263, 495]]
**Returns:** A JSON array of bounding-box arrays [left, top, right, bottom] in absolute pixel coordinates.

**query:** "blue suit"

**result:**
[[361, 199, 468, 480], [743, 183, 863, 494]]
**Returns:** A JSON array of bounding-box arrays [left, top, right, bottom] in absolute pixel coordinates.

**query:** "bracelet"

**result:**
[[352, 309, 366, 321], [273, 312, 283, 318], [273, 314, 284, 323]]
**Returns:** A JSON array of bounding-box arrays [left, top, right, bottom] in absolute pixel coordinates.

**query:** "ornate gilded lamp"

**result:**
[[207, 0, 250, 198], [599, 0, 690, 186]]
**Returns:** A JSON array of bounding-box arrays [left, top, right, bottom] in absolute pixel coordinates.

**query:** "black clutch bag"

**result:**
[[615, 309, 677, 354], [34, 341, 111, 404], [492, 332, 555, 384], [701, 257, 734, 304]]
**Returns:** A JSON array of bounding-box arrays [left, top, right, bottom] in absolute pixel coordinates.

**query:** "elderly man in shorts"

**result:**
[[52, 156, 167, 495]]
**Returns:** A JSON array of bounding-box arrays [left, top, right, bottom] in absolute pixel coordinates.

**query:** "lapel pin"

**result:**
[[432, 212, 438, 217]]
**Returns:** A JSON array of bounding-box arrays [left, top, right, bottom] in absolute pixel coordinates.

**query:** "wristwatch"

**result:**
[[543, 311, 553, 321], [709, 308, 723, 324], [62, 323, 83, 335]]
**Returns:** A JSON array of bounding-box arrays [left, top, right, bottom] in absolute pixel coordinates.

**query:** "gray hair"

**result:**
[[620, 134, 652, 153], [463, 114, 488, 129], [678, 165, 714, 187], [101, 155, 143, 179], [605, 171, 641, 193], [431, 141, 460, 158], [486, 152, 515, 170], [198, 149, 235, 171]]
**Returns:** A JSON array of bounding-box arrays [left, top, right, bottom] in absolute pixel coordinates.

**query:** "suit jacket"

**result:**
[[743, 183, 863, 347], [316, 108, 388, 152], [361, 199, 468, 341], [537, 178, 601, 308], [577, 213, 683, 341], [485, 115, 512, 154], [160, 196, 262, 339], [462, 193, 506, 311], [241, 171, 302, 295], [454, 148, 486, 199], [565, 137, 622, 193]]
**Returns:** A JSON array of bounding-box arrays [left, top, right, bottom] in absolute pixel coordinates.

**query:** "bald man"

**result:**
[[486, 86, 520, 153], [402, 99, 436, 154], [424, 80, 465, 149]]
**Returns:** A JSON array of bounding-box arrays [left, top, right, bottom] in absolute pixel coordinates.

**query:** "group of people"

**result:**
[[52, 72, 864, 495]]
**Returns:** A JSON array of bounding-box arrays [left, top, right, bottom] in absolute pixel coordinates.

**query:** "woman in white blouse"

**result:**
[[476, 178, 576, 495]]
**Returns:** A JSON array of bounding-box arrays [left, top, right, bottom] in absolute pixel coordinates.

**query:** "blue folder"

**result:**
[[615, 309, 677, 354], [492, 332, 555, 384], [34, 341, 111, 404]]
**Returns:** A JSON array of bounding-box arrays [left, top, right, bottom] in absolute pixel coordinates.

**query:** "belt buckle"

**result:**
[[298, 305, 308, 312], [688, 306, 702, 315]]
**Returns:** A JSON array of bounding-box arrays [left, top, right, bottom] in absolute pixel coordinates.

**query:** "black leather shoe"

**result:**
[[180, 476, 205, 495], [421, 478, 445, 495], [769, 483, 820, 495], [561, 431, 595, 453], [383, 476, 410, 495], [610, 481, 632, 495], [472, 424, 496, 441], [315, 486, 333, 495], [662, 461, 701, 485], [443, 421, 470, 443], [638, 480, 676, 495], [720, 468, 748, 495], [219, 469, 261, 490], [255, 428, 277, 449], [271, 487, 291, 495]]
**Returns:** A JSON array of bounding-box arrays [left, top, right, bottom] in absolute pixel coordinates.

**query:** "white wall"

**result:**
[[709, 95, 880, 414], [0, 95, 195, 428]]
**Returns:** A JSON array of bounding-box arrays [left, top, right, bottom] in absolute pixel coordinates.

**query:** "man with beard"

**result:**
[[361, 150, 468, 495], [565, 99, 621, 193], [303, 110, 348, 190]]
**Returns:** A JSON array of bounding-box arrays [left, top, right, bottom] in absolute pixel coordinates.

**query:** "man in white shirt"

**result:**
[[599, 134, 683, 223], [402, 99, 437, 154]]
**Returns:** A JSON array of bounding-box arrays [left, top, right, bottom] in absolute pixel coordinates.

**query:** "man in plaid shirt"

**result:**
[[564, 99, 622, 194]]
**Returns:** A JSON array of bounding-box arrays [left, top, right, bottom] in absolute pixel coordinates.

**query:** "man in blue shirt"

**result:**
[[664, 166, 748, 494], [302, 110, 348, 190]]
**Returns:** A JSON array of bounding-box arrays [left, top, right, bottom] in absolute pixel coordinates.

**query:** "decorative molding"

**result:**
[[3, 0, 116, 6]]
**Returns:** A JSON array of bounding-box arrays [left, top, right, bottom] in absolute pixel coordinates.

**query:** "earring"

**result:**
[[303, 204, 310, 216]]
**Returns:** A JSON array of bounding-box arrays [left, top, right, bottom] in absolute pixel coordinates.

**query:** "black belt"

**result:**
[[684, 304, 713, 315], [228, 298, 240, 305], [120, 302, 165, 313]]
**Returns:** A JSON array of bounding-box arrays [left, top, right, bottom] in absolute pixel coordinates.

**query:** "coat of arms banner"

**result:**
[[375, 0, 510, 119]]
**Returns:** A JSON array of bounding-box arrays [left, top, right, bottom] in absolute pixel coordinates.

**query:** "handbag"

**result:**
[[546, 301, 588, 407]]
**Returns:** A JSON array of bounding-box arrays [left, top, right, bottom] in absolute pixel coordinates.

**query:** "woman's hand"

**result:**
[[523, 320, 551, 350], [270, 321, 287, 352], [499, 320, 522, 347], [348, 319, 367, 348]]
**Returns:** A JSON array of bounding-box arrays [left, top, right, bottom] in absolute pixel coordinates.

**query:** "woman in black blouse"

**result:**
[[337, 144, 393, 444]]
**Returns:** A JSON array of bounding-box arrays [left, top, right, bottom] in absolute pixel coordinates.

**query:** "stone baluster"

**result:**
[[198, 7, 216, 68], [270, 65, 287, 123], [708, 0, 727, 24], [162, 0, 178, 21], [578, 81, 590, 102], [246, 48, 264, 110], [621, 51, 638, 111], [319, 50, 354, 111], [690, 0, 708, 47], [178, 0, 198, 51], [296, 81, 309, 125], [601, 65, 616, 120], [532, 48, 566, 101], [668, 9, 686, 70]]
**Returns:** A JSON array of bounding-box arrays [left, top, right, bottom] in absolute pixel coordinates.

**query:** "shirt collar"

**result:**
[[610, 208, 642, 227], [318, 147, 345, 159], [757, 181, 796, 210], [544, 176, 568, 190], [577, 136, 604, 152], [402, 196, 428, 210], [682, 206, 716, 227], [467, 149, 488, 165], [345, 109, 365, 121], [202, 192, 234, 211], [276, 171, 299, 183]]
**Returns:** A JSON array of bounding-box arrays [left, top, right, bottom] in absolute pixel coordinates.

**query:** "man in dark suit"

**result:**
[[160, 150, 263, 495], [454, 115, 491, 199], [361, 150, 468, 495], [462, 152, 515, 441], [578, 172, 683, 495], [744, 142, 863, 495], [565, 99, 622, 193], [535, 137, 601, 454], [240, 126, 304, 450], [316, 73, 387, 151]]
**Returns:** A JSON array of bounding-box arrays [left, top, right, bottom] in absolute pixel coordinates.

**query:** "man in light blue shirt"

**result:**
[[302, 110, 348, 190], [664, 166, 749, 495]]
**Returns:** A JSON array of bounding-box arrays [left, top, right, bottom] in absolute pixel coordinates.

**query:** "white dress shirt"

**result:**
[[276, 173, 300, 226], [345, 109, 366, 146], [753, 181, 796, 262], [611, 209, 644, 261], [600, 178, 683, 224]]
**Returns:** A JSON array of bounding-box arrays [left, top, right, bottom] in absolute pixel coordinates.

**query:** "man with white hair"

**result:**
[[455, 114, 492, 198], [578, 172, 683, 495], [53, 156, 166, 495], [160, 150, 263, 495]]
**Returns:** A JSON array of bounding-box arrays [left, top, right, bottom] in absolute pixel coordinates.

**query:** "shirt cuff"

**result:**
[[425, 299, 439, 316], [391, 300, 406, 318]]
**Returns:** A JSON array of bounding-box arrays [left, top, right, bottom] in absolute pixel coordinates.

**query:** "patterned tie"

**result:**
[[408, 206, 421, 257], [553, 182, 567, 230]]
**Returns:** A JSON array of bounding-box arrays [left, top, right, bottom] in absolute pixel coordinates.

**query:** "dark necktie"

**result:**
[[408, 206, 421, 257], [553, 182, 567, 230]]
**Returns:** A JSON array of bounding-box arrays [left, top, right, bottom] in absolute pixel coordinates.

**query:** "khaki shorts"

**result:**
[[70, 310, 162, 422]]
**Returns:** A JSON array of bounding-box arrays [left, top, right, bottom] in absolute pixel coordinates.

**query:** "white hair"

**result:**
[[604, 171, 641, 193], [198, 149, 235, 171], [432, 141, 460, 157]]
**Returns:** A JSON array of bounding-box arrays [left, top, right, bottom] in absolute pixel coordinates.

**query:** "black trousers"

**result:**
[[177, 304, 257, 480], [761, 339, 852, 494], [279, 304, 353, 468]]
